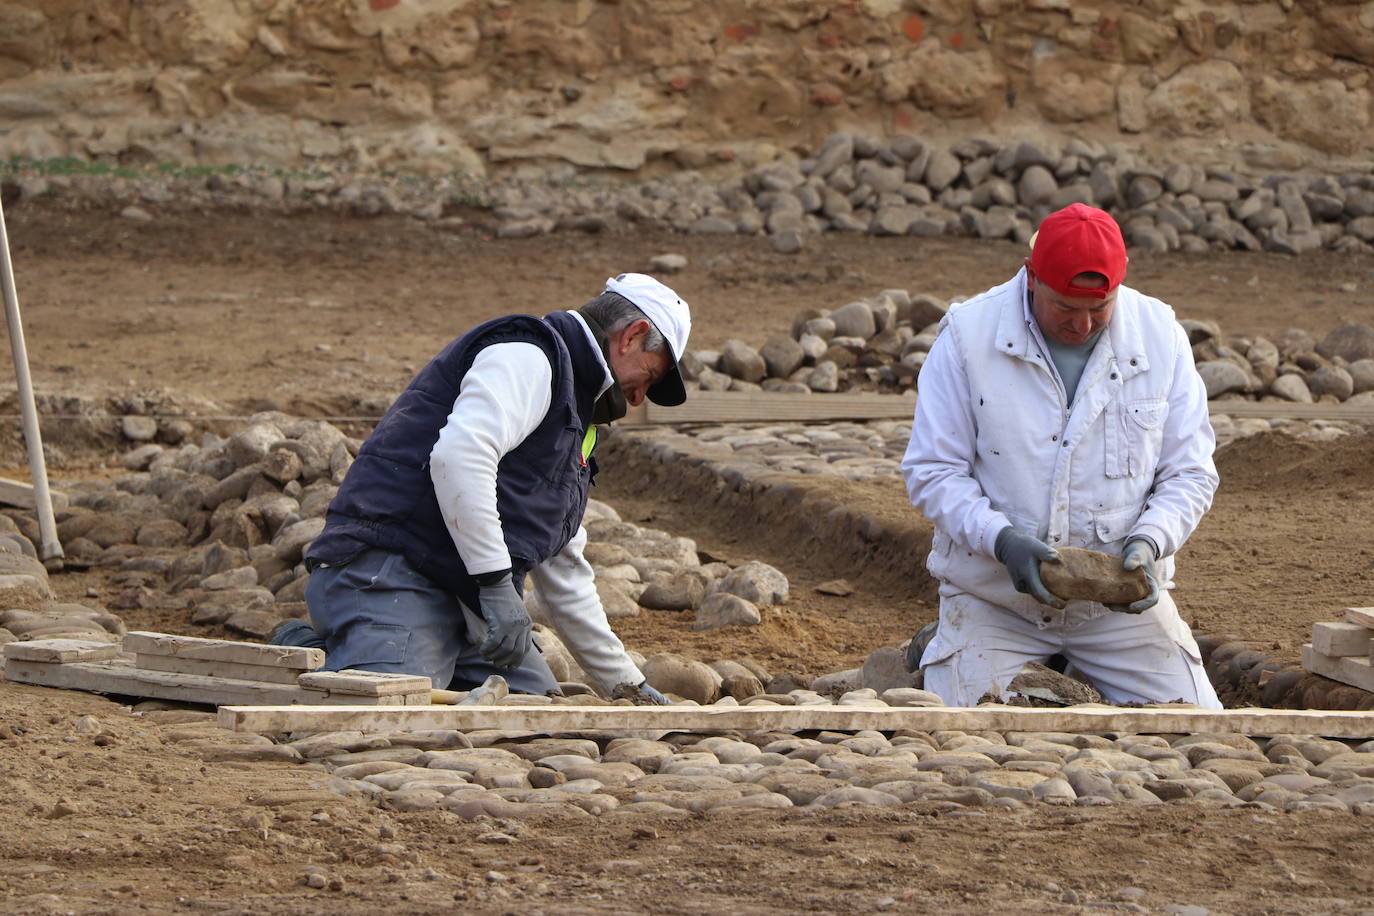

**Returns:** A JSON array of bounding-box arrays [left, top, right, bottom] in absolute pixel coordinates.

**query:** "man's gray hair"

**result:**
[[579, 292, 666, 352]]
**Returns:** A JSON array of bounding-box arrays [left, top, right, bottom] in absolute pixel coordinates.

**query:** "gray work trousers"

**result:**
[[302, 547, 558, 695]]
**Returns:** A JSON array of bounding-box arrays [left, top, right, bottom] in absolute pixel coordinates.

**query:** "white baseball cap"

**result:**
[[604, 272, 692, 406]]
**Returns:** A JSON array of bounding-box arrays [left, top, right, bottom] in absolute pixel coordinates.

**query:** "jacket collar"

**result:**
[[995, 267, 1150, 379], [543, 310, 616, 422]]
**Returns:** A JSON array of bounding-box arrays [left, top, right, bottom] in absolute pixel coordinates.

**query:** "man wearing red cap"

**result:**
[[901, 203, 1221, 708]]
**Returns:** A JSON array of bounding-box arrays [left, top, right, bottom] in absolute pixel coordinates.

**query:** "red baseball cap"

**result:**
[[1026, 203, 1127, 300]]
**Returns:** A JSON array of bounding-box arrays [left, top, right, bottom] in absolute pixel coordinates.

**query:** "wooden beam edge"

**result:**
[[614, 390, 1374, 426], [219, 703, 1374, 739]]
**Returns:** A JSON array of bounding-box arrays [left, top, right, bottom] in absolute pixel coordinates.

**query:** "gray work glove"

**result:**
[[637, 681, 670, 705], [476, 573, 533, 669], [1105, 539, 1161, 614], [994, 526, 1065, 609]]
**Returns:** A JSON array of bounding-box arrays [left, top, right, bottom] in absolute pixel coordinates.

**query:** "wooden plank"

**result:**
[[625, 391, 917, 425], [1207, 401, 1374, 422], [1302, 644, 1374, 693], [1345, 608, 1374, 630], [136, 654, 304, 685], [2, 660, 419, 707], [123, 631, 324, 670], [1312, 622, 1373, 658], [618, 390, 1374, 427], [218, 702, 1374, 739], [3, 639, 122, 664], [297, 670, 431, 697], [0, 476, 67, 511]]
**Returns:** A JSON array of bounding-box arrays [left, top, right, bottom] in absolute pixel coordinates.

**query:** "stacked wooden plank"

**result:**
[[1301, 608, 1374, 693], [3, 630, 431, 706]]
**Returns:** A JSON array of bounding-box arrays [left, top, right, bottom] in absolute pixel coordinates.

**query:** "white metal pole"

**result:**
[[0, 193, 63, 562]]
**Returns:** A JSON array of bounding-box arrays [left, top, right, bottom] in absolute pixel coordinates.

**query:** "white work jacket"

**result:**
[[901, 268, 1218, 627]]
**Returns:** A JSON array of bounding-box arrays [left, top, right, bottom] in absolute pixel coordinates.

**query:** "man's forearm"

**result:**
[[528, 528, 643, 692]]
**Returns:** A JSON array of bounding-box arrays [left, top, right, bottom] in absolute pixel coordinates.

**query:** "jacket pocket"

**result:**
[[1092, 503, 1141, 551], [1105, 396, 1168, 478]]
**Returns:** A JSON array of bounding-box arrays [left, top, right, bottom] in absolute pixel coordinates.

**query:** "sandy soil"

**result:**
[[2, 202, 1374, 913]]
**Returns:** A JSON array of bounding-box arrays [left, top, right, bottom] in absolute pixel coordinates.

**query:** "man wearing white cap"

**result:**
[[275, 273, 692, 702]]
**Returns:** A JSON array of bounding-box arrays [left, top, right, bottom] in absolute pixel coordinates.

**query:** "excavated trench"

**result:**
[[597, 425, 1374, 713]]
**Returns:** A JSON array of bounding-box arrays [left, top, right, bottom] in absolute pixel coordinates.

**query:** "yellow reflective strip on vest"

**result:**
[[581, 426, 597, 462]]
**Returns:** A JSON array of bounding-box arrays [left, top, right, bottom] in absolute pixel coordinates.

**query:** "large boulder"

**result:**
[[718, 339, 767, 383], [1317, 323, 1374, 363], [1196, 360, 1249, 398], [637, 573, 705, 611], [693, 593, 761, 631], [759, 335, 806, 379], [1270, 374, 1312, 403], [713, 560, 789, 606], [1308, 366, 1354, 400], [828, 302, 876, 340], [226, 422, 285, 469], [1347, 359, 1374, 394], [860, 647, 920, 693], [641, 653, 721, 704]]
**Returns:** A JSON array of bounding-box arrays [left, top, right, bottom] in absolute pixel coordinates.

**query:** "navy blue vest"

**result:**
[[308, 311, 605, 611]]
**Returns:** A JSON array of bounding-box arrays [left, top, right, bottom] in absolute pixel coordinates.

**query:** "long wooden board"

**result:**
[[220, 702, 1374, 738], [0, 476, 67, 510], [1311, 622, 1373, 658], [619, 390, 1374, 426], [297, 670, 432, 697], [1210, 400, 1374, 422], [3, 639, 121, 664], [1345, 608, 1374, 630], [123, 631, 324, 670], [623, 391, 917, 424], [135, 654, 306, 685], [1302, 644, 1374, 693], [4, 660, 428, 706]]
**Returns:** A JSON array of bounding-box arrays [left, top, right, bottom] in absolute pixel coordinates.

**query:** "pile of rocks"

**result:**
[[169, 712, 1374, 818], [46, 415, 351, 641], [692, 134, 1374, 256], [24, 413, 808, 697], [11, 132, 1374, 258], [568, 499, 792, 635], [0, 516, 129, 648], [685, 284, 1374, 406]]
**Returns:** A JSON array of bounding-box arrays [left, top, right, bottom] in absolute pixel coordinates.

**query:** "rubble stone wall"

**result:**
[[0, 0, 1370, 180]]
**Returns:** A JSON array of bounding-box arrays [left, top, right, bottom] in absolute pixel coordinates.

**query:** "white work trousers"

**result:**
[[921, 590, 1221, 709]]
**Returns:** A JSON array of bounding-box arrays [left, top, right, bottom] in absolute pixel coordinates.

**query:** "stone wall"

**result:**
[[0, 0, 1370, 180]]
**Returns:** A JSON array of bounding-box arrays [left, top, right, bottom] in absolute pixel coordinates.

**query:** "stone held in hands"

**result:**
[[1039, 547, 1150, 605]]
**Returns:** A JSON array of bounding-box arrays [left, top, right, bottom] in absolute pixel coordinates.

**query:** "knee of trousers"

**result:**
[[920, 646, 1011, 707]]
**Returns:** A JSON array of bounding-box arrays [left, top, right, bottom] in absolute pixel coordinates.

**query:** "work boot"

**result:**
[[905, 620, 939, 672], [269, 618, 326, 650]]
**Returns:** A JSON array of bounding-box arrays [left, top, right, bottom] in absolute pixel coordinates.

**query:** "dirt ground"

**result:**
[[1, 202, 1374, 913]]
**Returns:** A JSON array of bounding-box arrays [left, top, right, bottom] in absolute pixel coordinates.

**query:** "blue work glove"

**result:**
[[1105, 539, 1161, 614], [994, 526, 1065, 609], [637, 681, 670, 705], [476, 573, 533, 669]]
